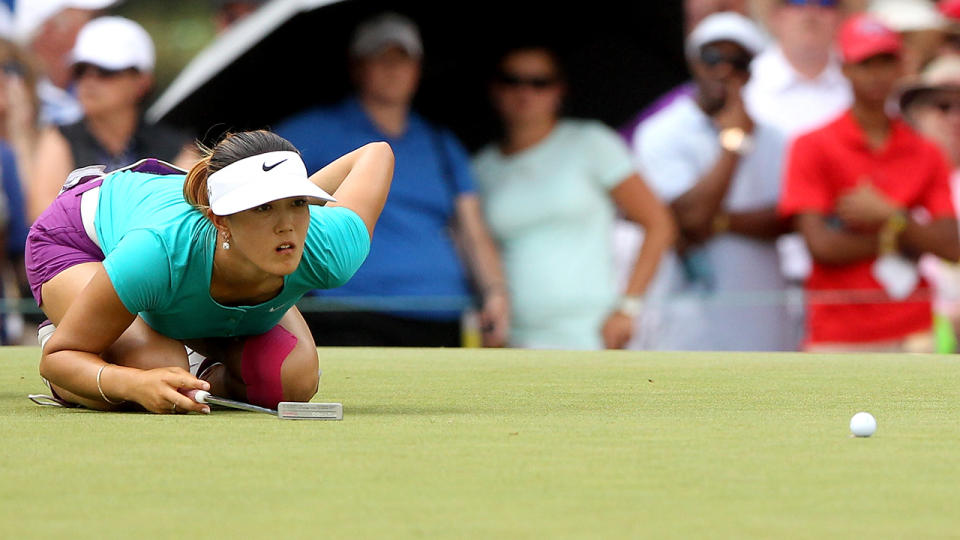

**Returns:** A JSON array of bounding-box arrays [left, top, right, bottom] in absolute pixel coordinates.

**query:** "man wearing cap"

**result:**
[[897, 54, 960, 352], [275, 13, 509, 347], [14, 0, 118, 126], [29, 16, 195, 222], [779, 14, 960, 352], [630, 12, 793, 351]]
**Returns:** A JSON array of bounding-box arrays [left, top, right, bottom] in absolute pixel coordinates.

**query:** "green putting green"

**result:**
[[2, 347, 959, 538]]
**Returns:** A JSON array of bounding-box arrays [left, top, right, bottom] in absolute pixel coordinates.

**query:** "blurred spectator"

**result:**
[[0, 132, 27, 343], [0, 37, 39, 193], [899, 53, 960, 350], [0, 2, 11, 39], [631, 13, 793, 351], [870, 0, 949, 76], [779, 14, 959, 352], [212, 0, 266, 34], [275, 13, 510, 347], [13, 0, 117, 126], [619, 0, 752, 140], [29, 16, 196, 222], [745, 0, 851, 139], [940, 0, 960, 56], [744, 0, 854, 346], [472, 44, 675, 350], [0, 37, 34, 342]]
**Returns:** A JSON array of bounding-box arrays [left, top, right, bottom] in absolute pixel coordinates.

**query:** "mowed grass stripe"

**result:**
[[2, 347, 959, 539]]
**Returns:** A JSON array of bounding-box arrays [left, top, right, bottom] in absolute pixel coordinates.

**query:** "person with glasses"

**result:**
[[471, 44, 676, 350], [628, 12, 794, 351], [28, 17, 196, 222], [899, 54, 960, 351], [618, 0, 750, 141], [779, 15, 959, 352], [275, 13, 509, 348]]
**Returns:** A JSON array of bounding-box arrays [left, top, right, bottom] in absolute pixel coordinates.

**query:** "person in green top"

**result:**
[[26, 130, 394, 414]]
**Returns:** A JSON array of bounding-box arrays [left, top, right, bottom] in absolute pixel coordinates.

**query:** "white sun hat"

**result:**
[[71, 16, 155, 72], [685, 11, 768, 60], [207, 151, 336, 216], [14, 0, 118, 44]]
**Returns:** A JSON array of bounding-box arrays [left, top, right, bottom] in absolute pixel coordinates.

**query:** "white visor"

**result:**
[[207, 151, 336, 216]]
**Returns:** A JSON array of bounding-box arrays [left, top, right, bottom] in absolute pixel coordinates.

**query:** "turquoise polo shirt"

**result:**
[[95, 170, 369, 339]]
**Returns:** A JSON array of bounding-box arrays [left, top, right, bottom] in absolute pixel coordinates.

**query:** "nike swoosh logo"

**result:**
[[269, 305, 283, 312], [262, 159, 287, 171]]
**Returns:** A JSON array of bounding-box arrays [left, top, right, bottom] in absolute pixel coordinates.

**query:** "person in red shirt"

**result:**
[[780, 14, 960, 351]]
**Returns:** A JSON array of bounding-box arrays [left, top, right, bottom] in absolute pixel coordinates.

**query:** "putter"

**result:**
[[192, 390, 342, 420]]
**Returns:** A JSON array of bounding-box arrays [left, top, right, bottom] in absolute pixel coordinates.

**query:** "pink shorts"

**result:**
[[25, 159, 184, 306], [24, 177, 103, 306]]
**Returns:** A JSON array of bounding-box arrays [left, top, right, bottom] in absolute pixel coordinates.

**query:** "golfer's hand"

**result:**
[[602, 312, 634, 350], [130, 367, 210, 414], [480, 290, 510, 347]]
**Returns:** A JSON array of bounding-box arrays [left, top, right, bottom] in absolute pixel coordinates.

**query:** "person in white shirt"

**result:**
[[744, 0, 851, 138], [631, 12, 794, 351], [743, 0, 854, 344], [13, 0, 117, 126]]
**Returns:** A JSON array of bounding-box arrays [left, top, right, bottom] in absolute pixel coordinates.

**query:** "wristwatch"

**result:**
[[616, 295, 644, 318], [719, 127, 754, 155]]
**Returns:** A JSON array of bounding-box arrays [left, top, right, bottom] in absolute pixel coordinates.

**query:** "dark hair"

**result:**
[[183, 130, 299, 210], [493, 43, 568, 82]]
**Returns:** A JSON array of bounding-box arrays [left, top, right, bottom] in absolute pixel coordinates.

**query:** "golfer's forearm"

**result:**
[[308, 142, 382, 194], [40, 351, 134, 409], [328, 142, 394, 236]]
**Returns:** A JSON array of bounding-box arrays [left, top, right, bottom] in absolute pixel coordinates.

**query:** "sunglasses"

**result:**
[[496, 73, 559, 89], [72, 63, 137, 80], [700, 48, 753, 72], [782, 0, 839, 7], [929, 100, 960, 114]]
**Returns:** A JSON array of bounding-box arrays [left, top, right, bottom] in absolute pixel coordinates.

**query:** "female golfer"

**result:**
[[27, 130, 393, 414]]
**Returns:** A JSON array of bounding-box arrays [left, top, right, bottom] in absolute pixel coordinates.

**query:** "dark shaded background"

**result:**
[[152, 0, 687, 150]]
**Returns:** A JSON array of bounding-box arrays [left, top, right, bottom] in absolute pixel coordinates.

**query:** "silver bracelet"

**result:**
[[96, 364, 123, 405]]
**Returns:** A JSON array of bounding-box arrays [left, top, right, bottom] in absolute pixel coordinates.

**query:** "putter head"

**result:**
[[277, 402, 342, 420]]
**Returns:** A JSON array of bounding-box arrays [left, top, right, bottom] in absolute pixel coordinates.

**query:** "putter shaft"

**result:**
[[203, 394, 277, 415]]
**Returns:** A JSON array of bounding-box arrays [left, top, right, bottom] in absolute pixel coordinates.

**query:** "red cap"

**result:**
[[941, 0, 960, 20], [837, 14, 902, 64]]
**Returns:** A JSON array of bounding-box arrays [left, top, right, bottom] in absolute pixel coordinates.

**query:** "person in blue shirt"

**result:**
[[26, 130, 393, 414], [0, 140, 29, 343], [275, 13, 509, 347]]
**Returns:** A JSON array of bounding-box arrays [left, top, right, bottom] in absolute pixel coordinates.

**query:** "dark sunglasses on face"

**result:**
[[929, 100, 960, 114], [782, 0, 838, 7], [72, 63, 137, 80], [496, 73, 559, 89], [700, 48, 753, 72]]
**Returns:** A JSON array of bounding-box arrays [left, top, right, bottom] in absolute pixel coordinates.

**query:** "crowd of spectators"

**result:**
[[3, 0, 960, 354]]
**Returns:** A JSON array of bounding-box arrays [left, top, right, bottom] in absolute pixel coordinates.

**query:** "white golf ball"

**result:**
[[850, 412, 877, 437], [193, 390, 210, 404]]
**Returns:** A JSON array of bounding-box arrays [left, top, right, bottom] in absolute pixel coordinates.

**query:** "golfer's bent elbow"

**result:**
[[336, 141, 394, 237]]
